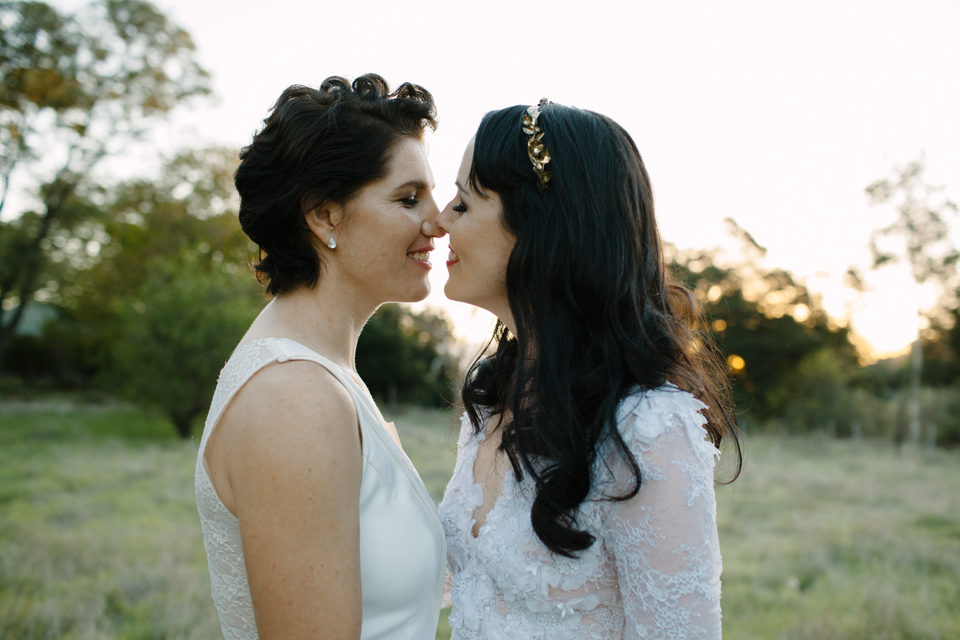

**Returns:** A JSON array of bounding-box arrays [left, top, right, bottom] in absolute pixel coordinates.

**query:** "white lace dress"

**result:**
[[438, 386, 723, 640], [195, 338, 446, 640]]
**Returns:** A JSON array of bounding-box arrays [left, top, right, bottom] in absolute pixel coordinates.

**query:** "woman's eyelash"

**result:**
[[401, 197, 419, 207], [452, 203, 467, 214]]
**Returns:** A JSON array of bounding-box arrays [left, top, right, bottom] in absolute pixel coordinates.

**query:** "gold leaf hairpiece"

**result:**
[[522, 97, 552, 193]]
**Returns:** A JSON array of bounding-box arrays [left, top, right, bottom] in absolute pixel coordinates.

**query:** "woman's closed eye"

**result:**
[[452, 202, 467, 214], [401, 197, 419, 207]]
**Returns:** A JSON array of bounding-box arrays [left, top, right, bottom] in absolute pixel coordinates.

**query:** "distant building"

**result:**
[[0, 303, 59, 337]]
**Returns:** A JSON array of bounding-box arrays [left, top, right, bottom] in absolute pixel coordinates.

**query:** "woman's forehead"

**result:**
[[380, 138, 435, 191]]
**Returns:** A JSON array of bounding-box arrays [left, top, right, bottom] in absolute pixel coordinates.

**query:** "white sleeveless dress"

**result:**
[[195, 337, 446, 640]]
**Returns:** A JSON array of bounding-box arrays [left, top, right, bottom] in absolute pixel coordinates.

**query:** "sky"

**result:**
[[44, 0, 960, 357]]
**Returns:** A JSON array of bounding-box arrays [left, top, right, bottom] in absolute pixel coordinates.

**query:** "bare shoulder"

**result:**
[[219, 360, 365, 638], [231, 359, 357, 435], [229, 359, 360, 480], [209, 359, 362, 515]]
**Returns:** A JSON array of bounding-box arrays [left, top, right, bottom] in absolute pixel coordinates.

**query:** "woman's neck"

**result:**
[[251, 278, 378, 372]]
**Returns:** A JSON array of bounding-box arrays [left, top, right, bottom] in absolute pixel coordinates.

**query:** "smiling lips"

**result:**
[[407, 250, 432, 268], [446, 249, 460, 268]]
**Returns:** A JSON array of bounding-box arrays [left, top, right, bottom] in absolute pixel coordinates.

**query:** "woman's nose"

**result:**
[[422, 205, 446, 237], [421, 216, 444, 237]]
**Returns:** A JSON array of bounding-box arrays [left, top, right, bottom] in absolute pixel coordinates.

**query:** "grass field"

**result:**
[[1, 400, 958, 639]]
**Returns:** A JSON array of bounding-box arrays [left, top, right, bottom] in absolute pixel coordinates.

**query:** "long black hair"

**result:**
[[461, 103, 740, 558], [235, 74, 436, 296]]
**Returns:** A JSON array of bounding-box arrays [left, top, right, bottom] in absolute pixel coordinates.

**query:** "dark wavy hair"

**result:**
[[234, 74, 437, 295], [462, 103, 741, 558]]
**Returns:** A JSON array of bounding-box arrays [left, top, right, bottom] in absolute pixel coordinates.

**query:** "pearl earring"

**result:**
[[327, 238, 337, 249]]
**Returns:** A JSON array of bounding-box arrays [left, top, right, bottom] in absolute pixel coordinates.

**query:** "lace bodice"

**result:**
[[195, 338, 446, 640], [438, 386, 722, 640]]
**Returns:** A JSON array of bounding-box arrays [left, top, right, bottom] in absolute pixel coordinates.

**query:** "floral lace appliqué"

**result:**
[[195, 339, 282, 640], [438, 386, 723, 640]]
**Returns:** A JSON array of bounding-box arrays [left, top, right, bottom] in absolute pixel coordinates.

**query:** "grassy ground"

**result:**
[[719, 435, 960, 639], [0, 400, 957, 639]]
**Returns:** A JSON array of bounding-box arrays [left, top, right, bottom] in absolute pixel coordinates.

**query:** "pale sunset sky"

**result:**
[[39, 0, 960, 358]]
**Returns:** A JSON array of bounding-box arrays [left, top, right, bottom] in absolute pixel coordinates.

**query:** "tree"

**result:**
[[17, 147, 251, 387], [63, 147, 250, 312], [356, 304, 458, 407], [28, 146, 262, 437], [862, 158, 958, 443], [767, 348, 855, 433], [922, 305, 960, 386], [0, 0, 210, 364], [112, 257, 261, 438], [866, 159, 959, 302], [670, 219, 860, 424]]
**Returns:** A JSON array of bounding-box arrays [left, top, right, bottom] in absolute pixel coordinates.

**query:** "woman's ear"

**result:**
[[303, 199, 344, 249]]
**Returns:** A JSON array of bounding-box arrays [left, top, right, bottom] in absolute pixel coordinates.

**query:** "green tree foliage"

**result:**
[[111, 257, 260, 438], [921, 305, 960, 386], [14, 147, 263, 436], [669, 220, 860, 426], [67, 148, 249, 306], [936, 392, 960, 448], [33, 148, 252, 385], [918, 303, 960, 447], [767, 349, 854, 432], [0, 0, 210, 363], [357, 304, 458, 408]]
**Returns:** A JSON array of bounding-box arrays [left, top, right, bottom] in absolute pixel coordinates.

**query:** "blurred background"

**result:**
[[1, 0, 958, 638]]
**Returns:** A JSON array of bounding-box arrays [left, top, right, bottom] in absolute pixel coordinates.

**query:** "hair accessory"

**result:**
[[521, 98, 553, 193], [327, 237, 337, 249]]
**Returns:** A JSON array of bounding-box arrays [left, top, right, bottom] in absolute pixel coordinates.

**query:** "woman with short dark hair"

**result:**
[[434, 101, 740, 639], [195, 74, 446, 640]]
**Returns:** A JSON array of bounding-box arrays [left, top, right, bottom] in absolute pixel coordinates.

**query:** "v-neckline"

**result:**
[[467, 422, 513, 540]]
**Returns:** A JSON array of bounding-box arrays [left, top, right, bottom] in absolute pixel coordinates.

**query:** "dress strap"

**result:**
[[270, 338, 386, 431]]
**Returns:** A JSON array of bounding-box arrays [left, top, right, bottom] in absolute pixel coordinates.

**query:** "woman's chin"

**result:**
[[442, 282, 466, 304], [392, 281, 431, 304]]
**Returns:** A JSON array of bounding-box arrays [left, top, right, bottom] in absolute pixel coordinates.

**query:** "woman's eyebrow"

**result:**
[[391, 180, 428, 193], [455, 181, 467, 195]]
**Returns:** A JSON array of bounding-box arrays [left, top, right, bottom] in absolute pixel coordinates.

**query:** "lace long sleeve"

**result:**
[[601, 391, 723, 640], [441, 562, 454, 609]]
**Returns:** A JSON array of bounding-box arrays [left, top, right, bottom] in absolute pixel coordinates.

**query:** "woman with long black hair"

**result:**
[[433, 100, 740, 639]]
